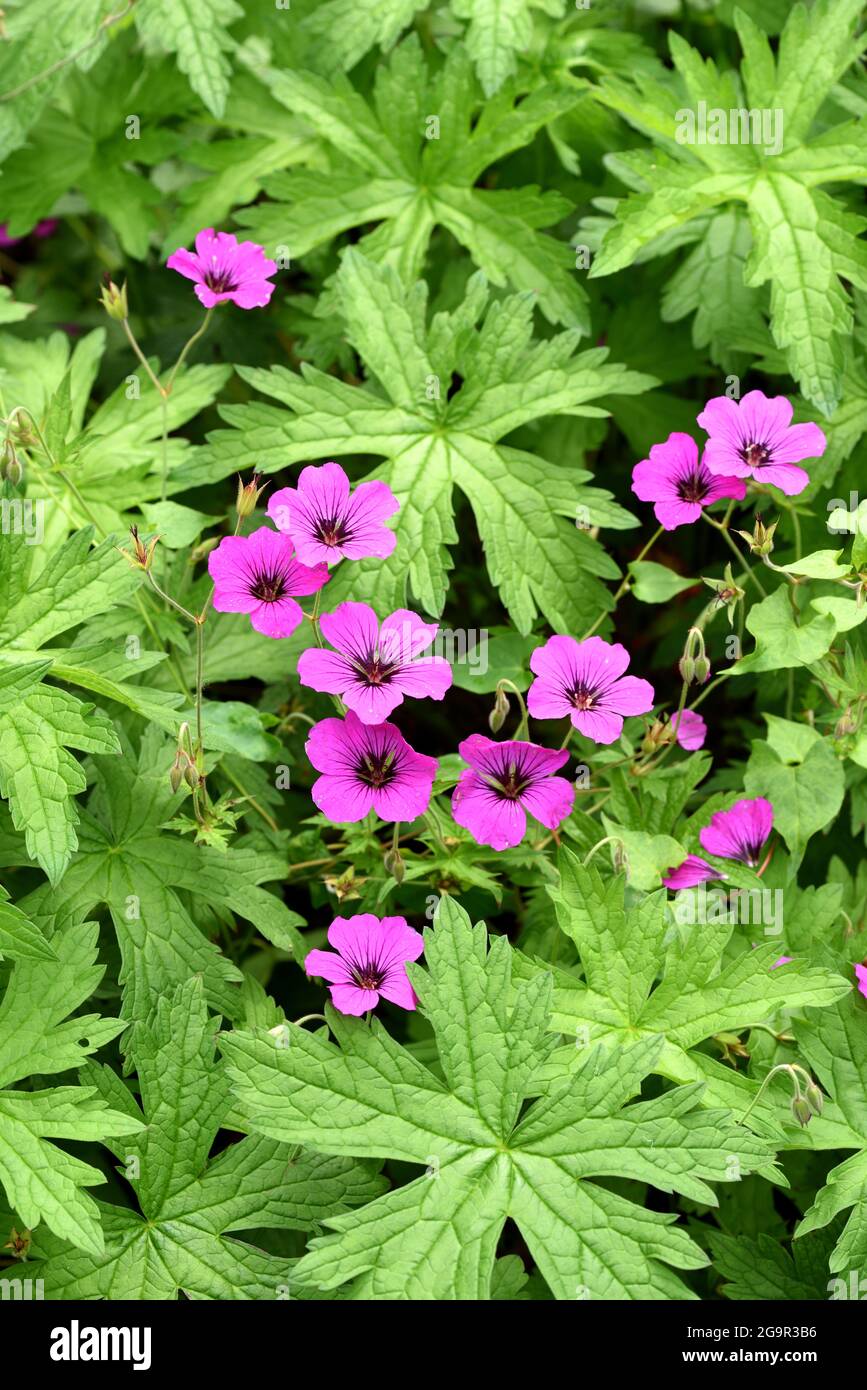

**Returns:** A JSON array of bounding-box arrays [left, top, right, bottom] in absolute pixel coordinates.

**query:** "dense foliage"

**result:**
[[0, 0, 866, 1303]]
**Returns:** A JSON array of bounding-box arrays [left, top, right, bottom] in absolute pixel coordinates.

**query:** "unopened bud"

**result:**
[[791, 1095, 813, 1128], [236, 472, 266, 520], [99, 274, 128, 322], [488, 685, 510, 733], [190, 536, 220, 565], [678, 655, 696, 684], [693, 655, 711, 683], [835, 707, 857, 738], [169, 756, 184, 794], [184, 761, 201, 789], [1, 439, 22, 484], [383, 846, 405, 883], [804, 1082, 824, 1116]]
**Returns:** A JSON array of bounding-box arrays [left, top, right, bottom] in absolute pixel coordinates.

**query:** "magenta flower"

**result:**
[[631, 432, 746, 530], [208, 526, 328, 638], [451, 734, 574, 851], [671, 708, 707, 751], [0, 218, 58, 248], [305, 914, 424, 1016], [527, 635, 654, 745], [305, 711, 437, 823], [167, 229, 277, 309], [297, 601, 452, 724], [662, 855, 722, 891], [268, 462, 399, 566], [697, 391, 826, 497], [855, 963, 867, 1001], [700, 796, 774, 868], [663, 798, 775, 890]]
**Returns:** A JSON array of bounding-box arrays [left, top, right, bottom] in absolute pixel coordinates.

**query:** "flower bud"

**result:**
[[791, 1095, 813, 1128], [835, 707, 857, 738], [678, 654, 695, 684], [2, 438, 22, 484], [169, 760, 184, 794], [693, 655, 711, 683], [190, 536, 220, 565], [383, 846, 405, 883], [99, 274, 128, 322], [236, 472, 266, 520], [488, 684, 510, 733], [804, 1082, 824, 1116], [184, 761, 201, 789]]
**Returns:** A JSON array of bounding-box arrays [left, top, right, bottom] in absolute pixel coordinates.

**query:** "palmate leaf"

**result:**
[[0, 325, 232, 536], [135, 0, 243, 118], [530, 853, 850, 1110], [0, 523, 143, 884], [0, 0, 118, 162], [221, 897, 772, 1300], [0, 918, 142, 1255], [210, 250, 651, 635], [589, 0, 867, 414], [237, 39, 587, 329], [293, 0, 566, 96], [794, 984, 867, 1276], [19, 729, 306, 1027], [35, 977, 385, 1298]]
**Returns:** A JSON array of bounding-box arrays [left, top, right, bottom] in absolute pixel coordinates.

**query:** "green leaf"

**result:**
[[0, 919, 142, 1254], [35, 977, 384, 1297], [221, 896, 772, 1299], [776, 549, 852, 579], [19, 730, 305, 1025], [744, 737, 845, 863], [795, 985, 867, 1275], [210, 251, 652, 634], [135, 0, 242, 118], [540, 852, 849, 1105], [239, 43, 587, 328], [733, 585, 838, 674], [628, 560, 697, 603], [591, 0, 867, 412]]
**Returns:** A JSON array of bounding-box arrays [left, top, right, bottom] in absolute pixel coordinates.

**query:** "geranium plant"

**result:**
[[0, 0, 865, 1314]]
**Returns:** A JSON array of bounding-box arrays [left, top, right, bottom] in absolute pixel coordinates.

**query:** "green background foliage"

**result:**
[[0, 0, 865, 1302]]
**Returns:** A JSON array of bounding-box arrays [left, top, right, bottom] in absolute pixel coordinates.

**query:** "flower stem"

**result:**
[[703, 514, 768, 597], [581, 523, 664, 640]]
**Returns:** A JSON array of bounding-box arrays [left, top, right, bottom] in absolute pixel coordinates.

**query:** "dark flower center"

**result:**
[[250, 567, 288, 602], [357, 749, 397, 788], [352, 651, 400, 687], [315, 514, 350, 547], [488, 760, 529, 801], [676, 465, 712, 504], [742, 441, 770, 468], [570, 684, 598, 711], [734, 835, 766, 867], [203, 268, 238, 293], [349, 957, 386, 990]]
